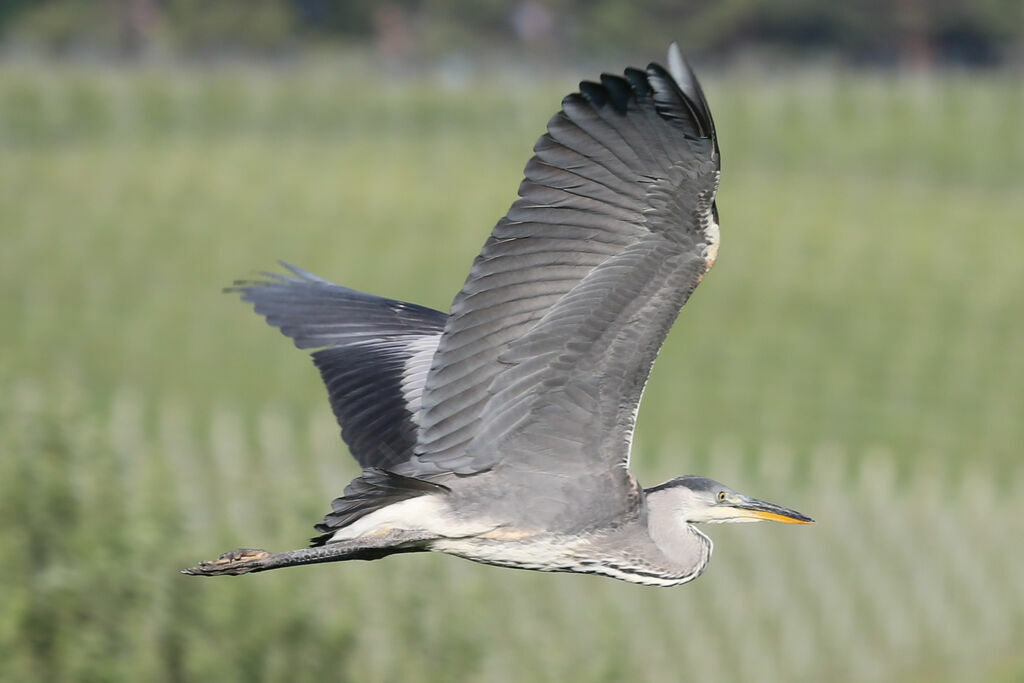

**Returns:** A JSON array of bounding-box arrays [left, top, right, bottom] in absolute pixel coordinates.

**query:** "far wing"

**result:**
[[411, 44, 720, 510], [231, 264, 447, 470]]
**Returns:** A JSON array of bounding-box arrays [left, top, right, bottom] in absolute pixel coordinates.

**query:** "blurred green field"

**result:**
[[2, 62, 1023, 681]]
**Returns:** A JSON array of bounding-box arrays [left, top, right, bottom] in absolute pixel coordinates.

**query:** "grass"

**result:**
[[3, 65, 1022, 469], [1, 60, 1022, 681]]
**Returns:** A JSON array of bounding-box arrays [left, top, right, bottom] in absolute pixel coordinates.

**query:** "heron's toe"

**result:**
[[182, 548, 271, 576], [210, 548, 271, 566]]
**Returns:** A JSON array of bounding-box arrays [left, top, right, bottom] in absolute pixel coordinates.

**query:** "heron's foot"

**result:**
[[181, 548, 271, 576]]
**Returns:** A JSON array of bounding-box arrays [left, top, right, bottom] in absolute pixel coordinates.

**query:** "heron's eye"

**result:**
[[717, 491, 727, 502]]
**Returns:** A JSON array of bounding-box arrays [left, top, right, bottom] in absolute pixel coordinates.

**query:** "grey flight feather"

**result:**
[[230, 263, 448, 470], [410, 41, 721, 519]]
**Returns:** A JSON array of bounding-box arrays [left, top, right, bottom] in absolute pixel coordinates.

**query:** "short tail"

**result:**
[[310, 468, 449, 546]]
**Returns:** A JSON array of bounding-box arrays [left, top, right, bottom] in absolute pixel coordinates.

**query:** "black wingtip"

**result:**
[[650, 42, 718, 154], [565, 42, 716, 151]]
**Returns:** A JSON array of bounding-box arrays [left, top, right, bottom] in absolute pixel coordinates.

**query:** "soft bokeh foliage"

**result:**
[[2, 0, 1022, 64], [2, 61, 1022, 681]]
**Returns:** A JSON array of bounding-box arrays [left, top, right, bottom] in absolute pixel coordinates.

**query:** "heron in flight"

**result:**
[[185, 44, 811, 586]]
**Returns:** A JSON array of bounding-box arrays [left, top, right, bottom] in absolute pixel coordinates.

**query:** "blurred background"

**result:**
[[2, 1, 1023, 681]]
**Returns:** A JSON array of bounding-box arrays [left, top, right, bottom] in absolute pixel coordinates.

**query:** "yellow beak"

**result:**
[[732, 497, 814, 524]]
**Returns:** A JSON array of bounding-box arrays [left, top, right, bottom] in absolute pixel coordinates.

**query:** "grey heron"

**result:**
[[184, 44, 812, 587]]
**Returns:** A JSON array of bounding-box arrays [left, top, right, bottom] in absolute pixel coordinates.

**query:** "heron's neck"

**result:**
[[644, 488, 713, 582]]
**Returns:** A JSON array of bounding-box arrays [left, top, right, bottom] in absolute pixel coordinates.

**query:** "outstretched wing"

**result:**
[[231, 264, 448, 469], [410, 45, 720, 511]]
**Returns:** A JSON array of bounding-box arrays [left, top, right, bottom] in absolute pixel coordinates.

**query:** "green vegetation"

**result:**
[[3, 0, 1022, 65], [2, 63, 1022, 681]]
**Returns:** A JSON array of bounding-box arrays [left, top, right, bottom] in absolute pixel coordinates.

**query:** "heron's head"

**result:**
[[646, 475, 813, 525]]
